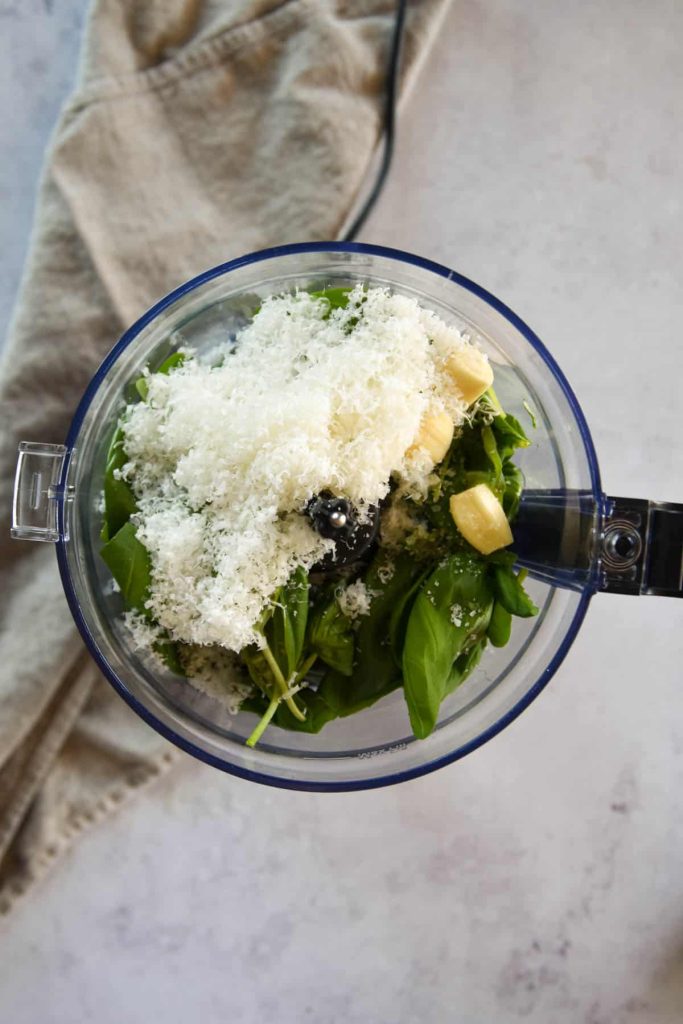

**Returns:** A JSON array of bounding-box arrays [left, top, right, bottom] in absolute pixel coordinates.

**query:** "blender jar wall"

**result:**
[[54, 244, 601, 789]]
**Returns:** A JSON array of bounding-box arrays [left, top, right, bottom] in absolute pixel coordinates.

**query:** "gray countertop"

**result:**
[[1, 2, 682, 1022]]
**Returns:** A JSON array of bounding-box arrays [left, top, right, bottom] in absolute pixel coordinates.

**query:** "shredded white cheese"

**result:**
[[120, 286, 476, 652], [450, 603, 463, 628], [337, 579, 375, 620], [122, 612, 251, 711], [377, 560, 395, 585], [122, 609, 164, 650], [178, 646, 253, 713]]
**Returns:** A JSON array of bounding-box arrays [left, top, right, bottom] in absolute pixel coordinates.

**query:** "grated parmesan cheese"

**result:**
[[450, 603, 463, 628], [122, 612, 252, 712], [377, 560, 395, 585], [337, 579, 375, 620], [122, 609, 164, 650], [178, 645, 253, 713], [120, 286, 478, 653]]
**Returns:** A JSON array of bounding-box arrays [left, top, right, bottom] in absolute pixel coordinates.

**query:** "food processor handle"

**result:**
[[9, 443, 683, 599], [513, 490, 683, 598], [11, 442, 70, 542]]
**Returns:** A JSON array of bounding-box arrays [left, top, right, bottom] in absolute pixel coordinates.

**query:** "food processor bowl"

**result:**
[[11, 243, 682, 790]]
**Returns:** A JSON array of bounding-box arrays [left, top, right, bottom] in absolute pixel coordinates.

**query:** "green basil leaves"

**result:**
[[99, 294, 541, 749], [402, 554, 493, 739], [100, 521, 151, 611]]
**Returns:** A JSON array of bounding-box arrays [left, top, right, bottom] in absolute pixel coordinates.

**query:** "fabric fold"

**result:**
[[0, 0, 450, 913]]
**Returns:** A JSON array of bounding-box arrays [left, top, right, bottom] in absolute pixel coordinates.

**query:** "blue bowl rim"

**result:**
[[56, 241, 601, 793]]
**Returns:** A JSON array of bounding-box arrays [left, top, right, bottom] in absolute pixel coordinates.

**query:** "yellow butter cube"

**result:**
[[449, 484, 513, 554], [445, 347, 494, 406], [407, 411, 454, 466]]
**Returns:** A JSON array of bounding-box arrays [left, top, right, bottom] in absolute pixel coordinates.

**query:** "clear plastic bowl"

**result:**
[[53, 243, 602, 790]]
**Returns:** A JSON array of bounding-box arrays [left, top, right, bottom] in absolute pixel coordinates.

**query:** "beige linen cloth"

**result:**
[[0, 0, 449, 913]]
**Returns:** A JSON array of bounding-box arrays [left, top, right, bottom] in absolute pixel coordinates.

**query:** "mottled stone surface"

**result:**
[[1, 2, 682, 1022], [0, 0, 86, 343]]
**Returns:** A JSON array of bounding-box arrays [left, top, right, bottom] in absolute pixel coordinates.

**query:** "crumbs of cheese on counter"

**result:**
[[337, 579, 374, 620], [120, 285, 474, 652]]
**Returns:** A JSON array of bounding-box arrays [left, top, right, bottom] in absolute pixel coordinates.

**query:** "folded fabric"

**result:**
[[0, 0, 450, 913]]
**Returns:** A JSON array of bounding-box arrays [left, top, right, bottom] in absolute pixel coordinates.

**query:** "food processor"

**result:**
[[10, 243, 683, 791]]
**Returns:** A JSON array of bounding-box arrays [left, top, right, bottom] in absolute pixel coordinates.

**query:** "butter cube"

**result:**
[[449, 484, 513, 554], [445, 347, 494, 406]]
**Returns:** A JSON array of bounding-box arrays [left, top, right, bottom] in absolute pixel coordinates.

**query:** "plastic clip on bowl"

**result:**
[[11, 243, 683, 791]]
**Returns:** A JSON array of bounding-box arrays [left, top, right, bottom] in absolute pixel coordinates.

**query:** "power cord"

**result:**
[[341, 0, 409, 242]]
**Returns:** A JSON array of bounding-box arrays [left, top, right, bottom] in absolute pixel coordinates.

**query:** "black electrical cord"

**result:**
[[341, 0, 409, 242]]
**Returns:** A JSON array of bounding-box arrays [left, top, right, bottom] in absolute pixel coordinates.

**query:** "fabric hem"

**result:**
[[0, 746, 180, 919], [68, 0, 316, 110]]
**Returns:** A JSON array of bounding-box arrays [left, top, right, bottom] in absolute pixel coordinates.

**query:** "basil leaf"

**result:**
[[100, 521, 151, 612], [309, 287, 363, 331], [402, 554, 493, 739], [444, 639, 487, 697], [481, 424, 503, 485], [241, 645, 275, 697], [319, 668, 398, 720], [101, 502, 183, 676], [491, 412, 530, 458], [502, 461, 523, 521], [308, 596, 354, 676], [309, 287, 352, 312], [487, 601, 512, 647], [266, 566, 309, 680], [388, 566, 430, 665], [244, 664, 395, 736], [100, 425, 137, 542], [154, 638, 185, 676], [486, 549, 517, 568], [240, 694, 268, 716], [347, 551, 423, 706], [276, 552, 425, 731], [156, 351, 186, 375], [463, 469, 500, 491], [491, 564, 539, 618], [270, 686, 340, 734]]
